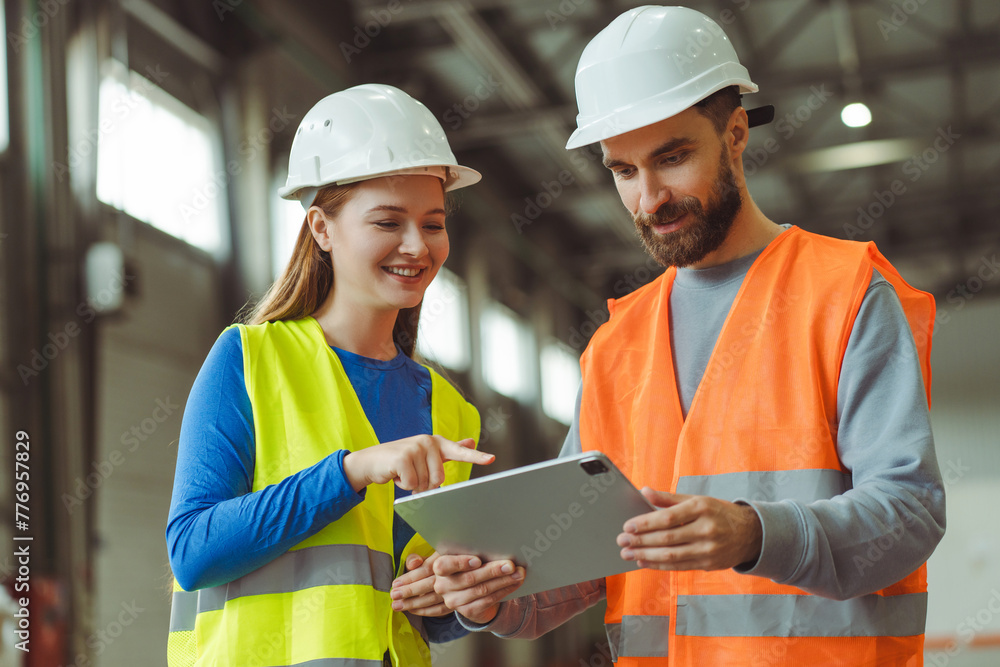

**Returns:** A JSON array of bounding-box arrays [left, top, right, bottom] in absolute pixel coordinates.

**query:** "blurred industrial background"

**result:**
[[0, 0, 997, 665]]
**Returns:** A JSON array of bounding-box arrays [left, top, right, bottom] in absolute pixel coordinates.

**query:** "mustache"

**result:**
[[633, 197, 703, 228]]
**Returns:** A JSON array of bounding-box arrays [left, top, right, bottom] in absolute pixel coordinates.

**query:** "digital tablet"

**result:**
[[393, 451, 655, 601]]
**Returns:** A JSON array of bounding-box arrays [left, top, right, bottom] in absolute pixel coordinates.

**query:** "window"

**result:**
[[480, 301, 535, 401], [96, 60, 225, 254], [417, 268, 470, 371], [0, 0, 8, 153], [271, 173, 305, 279], [540, 340, 581, 425]]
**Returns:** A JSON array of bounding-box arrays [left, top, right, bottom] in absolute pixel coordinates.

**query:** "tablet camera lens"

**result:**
[[581, 459, 609, 475]]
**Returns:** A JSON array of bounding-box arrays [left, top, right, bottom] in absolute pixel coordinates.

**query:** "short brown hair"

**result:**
[[693, 85, 741, 134]]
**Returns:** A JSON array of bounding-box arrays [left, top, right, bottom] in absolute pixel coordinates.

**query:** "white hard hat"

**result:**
[[279, 83, 482, 208], [566, 5, 771, 150]]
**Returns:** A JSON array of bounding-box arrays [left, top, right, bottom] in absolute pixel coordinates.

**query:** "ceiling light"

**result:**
[[788, 138, 925, 173], [841, 102, 872, 128]]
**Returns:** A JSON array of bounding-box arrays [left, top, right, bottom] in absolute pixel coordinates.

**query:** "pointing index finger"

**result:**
[[441, 441, 495, 465]]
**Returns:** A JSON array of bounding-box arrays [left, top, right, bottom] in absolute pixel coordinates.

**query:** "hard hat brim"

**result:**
[[565, 78, 759, 150], [278, 164, 482, 207]]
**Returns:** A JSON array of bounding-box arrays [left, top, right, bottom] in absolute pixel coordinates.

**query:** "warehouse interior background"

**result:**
[[0, 0, 998, 664]]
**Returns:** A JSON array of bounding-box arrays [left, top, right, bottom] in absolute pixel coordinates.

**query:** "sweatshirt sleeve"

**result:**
[[457, 579, 606, 639], [734, 271, 946, 600], [448, 390, 601, 640], [422, 612, 469, 644], [166, 327, 366, 591]]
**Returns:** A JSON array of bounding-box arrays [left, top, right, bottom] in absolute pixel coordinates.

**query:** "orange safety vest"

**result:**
[[580, 227, 935, 666]]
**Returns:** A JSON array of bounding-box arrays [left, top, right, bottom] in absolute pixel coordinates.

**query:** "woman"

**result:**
[[166, 84, 493, 667]]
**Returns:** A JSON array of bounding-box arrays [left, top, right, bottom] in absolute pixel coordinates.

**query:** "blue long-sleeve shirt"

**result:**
[[166, 325, 468, 643]]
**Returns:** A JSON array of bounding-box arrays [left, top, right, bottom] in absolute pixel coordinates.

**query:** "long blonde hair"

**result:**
[[242, 183, 423, 357]]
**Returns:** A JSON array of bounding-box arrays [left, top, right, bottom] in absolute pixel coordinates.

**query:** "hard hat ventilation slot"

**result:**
[[278, 83, 481, 198]]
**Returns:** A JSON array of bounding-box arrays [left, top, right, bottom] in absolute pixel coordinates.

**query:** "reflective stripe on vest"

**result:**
[[580, 228, 935, 666], [675, 592, 928, 638], [604, 593, 926, 659], [605, 616, 670, 660], [676, 469, 851, 502], [166, 647, 387, 667], [167, 317, 480, 667], [244, 660, 382, 667], [169, 544, 395, 632]]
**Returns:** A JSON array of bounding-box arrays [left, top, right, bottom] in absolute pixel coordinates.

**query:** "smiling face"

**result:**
[[602, 107, 745, 268], [319, 174, 449, 314]]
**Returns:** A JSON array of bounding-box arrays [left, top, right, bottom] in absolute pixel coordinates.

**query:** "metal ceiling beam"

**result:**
[[830, 0, 861, 94], [753, 0, 824, 71], [349, 0, 998, 292], [764, 33, 1000, 91], [426, 0, 607, 194], [434, 3, 543, 110], [232, 0, 352, 90], [120, 0, 227, 74], [351, 0, 541, 22], [447, 105, 575, 149], [382, 35, 1000, 151]]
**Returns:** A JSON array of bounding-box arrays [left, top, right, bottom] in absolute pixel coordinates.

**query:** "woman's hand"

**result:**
[[390, 553, 450, 616], [431, 555, 525, 624], [343, 435, 494, 493]]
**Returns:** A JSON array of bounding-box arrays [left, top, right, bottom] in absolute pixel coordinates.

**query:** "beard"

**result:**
[[633, 149, 743, 268]]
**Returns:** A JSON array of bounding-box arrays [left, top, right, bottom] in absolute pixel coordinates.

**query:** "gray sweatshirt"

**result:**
[[462, 235, 945, 638]]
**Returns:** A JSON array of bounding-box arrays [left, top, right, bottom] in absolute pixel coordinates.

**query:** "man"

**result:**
[[391, 6, 944, 665]]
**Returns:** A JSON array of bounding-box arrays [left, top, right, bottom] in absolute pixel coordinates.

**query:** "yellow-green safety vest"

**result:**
[[167, 316, 481, 667]]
